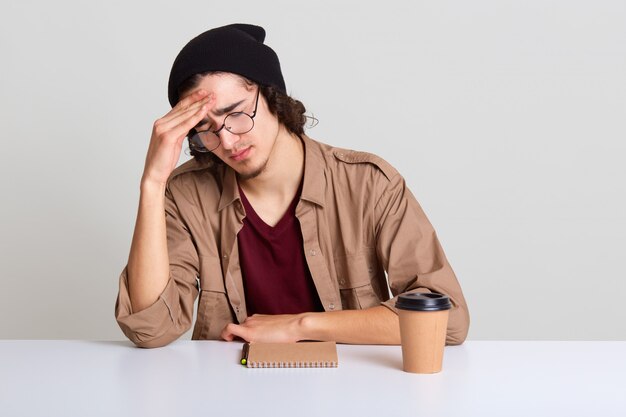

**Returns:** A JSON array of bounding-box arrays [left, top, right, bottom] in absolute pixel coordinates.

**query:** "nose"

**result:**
[[218, 129, 241, 151]]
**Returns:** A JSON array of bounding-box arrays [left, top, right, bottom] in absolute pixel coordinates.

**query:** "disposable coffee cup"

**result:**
[[395, 292, 452, 374]]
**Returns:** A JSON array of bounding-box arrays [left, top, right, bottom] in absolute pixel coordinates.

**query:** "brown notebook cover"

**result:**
[[242, 341, 338, 368]]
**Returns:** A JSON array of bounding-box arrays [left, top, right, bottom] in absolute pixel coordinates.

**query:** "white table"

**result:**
[[1, 340, 625, 416]]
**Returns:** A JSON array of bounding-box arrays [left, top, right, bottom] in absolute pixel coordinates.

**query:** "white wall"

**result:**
[[1, 0, 624, 340]]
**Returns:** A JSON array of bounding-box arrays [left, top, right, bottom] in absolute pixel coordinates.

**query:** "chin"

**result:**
[[237, 166, 265, 180], [235, 158, 269, 180]]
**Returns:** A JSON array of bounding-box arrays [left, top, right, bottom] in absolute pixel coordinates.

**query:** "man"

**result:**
[[115, 23, 469, 348]]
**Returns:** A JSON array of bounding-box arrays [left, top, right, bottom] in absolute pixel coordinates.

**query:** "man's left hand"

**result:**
[[220, 313, 306, 343]]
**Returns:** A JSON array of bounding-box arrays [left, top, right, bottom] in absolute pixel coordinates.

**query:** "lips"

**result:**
[[230, 146, 251, 162]]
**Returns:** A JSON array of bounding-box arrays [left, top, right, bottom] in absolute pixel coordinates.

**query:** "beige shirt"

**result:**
[[115, 135, 470, 348]]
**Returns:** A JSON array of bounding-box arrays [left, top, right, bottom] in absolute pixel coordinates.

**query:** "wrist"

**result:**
[[140, 177, 167, 195], [297, 312, 325, 341], [138, 179, 167, 211]]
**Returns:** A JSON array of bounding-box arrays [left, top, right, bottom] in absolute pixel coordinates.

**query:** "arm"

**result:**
[[222, 160, 469, 345], [127, 181, 169, 312], [115, 185, 201, 348], [115, 90, 211, 347], [221, 305, 400, 345], [375, 173, 470, 345], [128, 89, 210, 311]]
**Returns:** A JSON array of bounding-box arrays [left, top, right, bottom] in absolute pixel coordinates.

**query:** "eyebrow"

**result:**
[[195, 99, 246, 129], [215, 99, 246, 116]]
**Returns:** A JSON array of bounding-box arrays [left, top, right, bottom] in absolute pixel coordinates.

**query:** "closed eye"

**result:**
[[193, 95, 250, 131]]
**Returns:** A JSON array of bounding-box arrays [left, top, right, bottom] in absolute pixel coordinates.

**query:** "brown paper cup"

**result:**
[[398, 308, 449, 374]]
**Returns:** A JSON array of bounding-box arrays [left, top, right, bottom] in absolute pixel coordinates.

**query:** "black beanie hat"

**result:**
[[167, 23, 286, 107]]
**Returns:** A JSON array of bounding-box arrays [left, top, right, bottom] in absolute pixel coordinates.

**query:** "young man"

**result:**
[[115, 23, 469, 348]]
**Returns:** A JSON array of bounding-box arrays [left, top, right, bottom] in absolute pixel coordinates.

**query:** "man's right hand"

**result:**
[[141, 89, 212, 188]]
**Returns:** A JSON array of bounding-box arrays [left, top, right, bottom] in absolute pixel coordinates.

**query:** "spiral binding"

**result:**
[[248, 360, 338, 368]]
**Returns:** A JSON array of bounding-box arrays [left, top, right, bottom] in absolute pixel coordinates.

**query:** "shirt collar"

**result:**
[[299, 134, 326, 207], [218, 166, 240, 211]]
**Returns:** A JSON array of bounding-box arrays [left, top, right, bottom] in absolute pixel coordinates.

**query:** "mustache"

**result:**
[[230, 145, 251, 155], [230, 143, 250, 155]]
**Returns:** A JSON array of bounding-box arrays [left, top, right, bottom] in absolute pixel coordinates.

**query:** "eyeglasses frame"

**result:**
[[190, 87, 261, 153]]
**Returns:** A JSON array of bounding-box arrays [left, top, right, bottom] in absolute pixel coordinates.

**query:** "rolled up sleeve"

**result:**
[[115, 268, 196, 348], [376, 174, 470, 345], [114, 182, 199, 348]]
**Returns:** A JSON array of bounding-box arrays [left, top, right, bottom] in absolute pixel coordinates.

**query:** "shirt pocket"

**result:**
[[192, 256, 232, 340], [334, 248, 382, 310]]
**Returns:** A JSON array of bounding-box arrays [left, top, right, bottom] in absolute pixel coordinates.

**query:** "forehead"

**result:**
[[192, 73, 251, 99]]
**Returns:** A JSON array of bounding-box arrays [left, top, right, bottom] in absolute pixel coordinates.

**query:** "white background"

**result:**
[[1, 0, 624, 340]]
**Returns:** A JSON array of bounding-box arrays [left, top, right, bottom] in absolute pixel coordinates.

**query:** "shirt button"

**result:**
[[309, 249, 317, 256], [329, 303, 335, 310], [338, 279, 345, 285], [223, 254, 228, 259]]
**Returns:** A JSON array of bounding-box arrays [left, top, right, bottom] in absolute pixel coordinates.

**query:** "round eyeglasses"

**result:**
[[189, 88, 260, 153]]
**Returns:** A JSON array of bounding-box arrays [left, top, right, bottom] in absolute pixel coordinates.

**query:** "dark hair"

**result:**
[[177, 72, 310, 166]]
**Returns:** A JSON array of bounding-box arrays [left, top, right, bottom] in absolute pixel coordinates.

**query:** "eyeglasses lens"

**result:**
[[224, 113, 254, 134]]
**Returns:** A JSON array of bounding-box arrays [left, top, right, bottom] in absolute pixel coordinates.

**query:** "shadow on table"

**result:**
[[79, 340, 136, 348], [347, 348, 403, 370]]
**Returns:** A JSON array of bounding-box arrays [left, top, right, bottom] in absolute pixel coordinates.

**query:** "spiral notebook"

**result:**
[[241, 341, 338, 368]]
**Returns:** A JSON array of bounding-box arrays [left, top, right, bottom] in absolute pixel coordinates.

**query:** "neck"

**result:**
[[238, 126, 304, 201]]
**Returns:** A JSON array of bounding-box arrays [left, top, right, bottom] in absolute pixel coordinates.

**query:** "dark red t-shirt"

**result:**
[[237, 185, 324, 315]]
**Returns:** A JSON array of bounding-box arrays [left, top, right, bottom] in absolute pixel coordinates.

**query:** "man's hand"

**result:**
[[141, 89, 212, 188], [220, 306, 401, 345], [220, 314, 306, 343]]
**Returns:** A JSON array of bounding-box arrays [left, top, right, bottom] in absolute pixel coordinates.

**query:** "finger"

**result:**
[[157, 92, 211, 129], [159, 95, 211, 129], [221, 323, 241, 341], [222, 323, 250, 342], [220, 323, 234, 341], [221, 330, 234, 341], [171, 102, 211, 136], [155, 102, 209, 147], [175, 89, 209, 112], [172, 92, 211, 117]]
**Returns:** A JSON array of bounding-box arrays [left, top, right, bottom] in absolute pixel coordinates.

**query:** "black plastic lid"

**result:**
[[395, 292, 452, 311]]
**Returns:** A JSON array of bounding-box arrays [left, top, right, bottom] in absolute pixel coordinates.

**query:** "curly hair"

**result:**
[[176, 72, 310, 166]]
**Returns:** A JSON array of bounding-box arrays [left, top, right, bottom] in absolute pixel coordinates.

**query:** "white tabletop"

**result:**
[[1, 340, 625, 417]]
